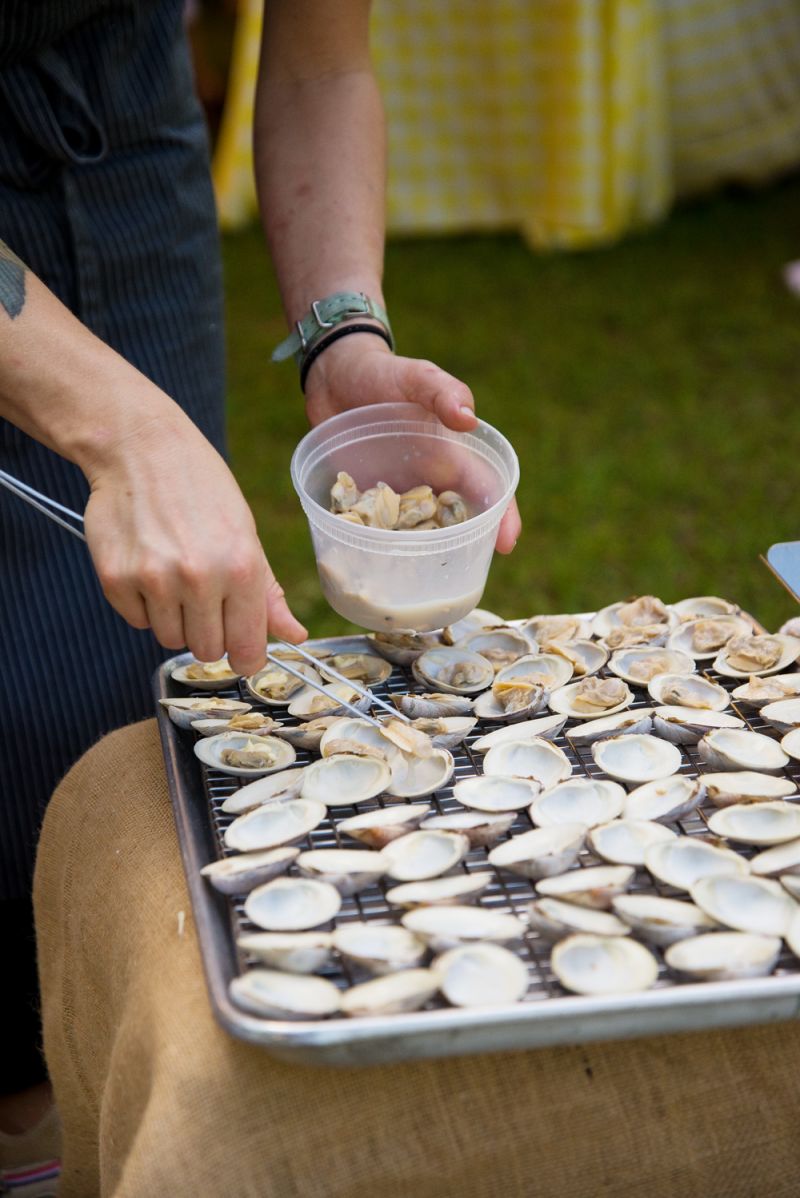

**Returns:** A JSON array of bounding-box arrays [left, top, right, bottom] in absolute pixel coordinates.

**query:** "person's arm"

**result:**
[[0, 239, 306, 671], [254, 1, 521, 551]]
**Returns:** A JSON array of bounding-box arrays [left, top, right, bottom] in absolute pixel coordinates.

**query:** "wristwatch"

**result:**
[[271, 291, 393, 364]]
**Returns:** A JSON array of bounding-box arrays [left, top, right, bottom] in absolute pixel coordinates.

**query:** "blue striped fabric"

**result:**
[[0, 1, 227, 904]]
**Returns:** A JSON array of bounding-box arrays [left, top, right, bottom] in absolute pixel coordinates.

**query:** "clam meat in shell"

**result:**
[[548, 677, 633, 720], [412, 646, 495, 695], [172, 657, 239, 689], [194, 733, 296, 778], [647, 672, 729, 711]]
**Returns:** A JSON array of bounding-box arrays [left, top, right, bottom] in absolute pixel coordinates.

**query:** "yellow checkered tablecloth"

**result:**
[[213, 0, 800, 249]]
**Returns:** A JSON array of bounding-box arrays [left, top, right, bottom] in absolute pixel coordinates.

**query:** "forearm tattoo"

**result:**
[[0, 239, 27, 319]]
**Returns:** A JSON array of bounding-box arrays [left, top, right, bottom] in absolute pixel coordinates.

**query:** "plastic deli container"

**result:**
[[290, 403, 519, 633]]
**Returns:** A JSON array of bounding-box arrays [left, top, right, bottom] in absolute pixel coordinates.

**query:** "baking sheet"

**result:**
[[155, 631, 800, 1066]]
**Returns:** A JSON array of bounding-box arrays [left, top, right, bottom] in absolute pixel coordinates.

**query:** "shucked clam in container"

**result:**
[[291, 403, 519, 632]]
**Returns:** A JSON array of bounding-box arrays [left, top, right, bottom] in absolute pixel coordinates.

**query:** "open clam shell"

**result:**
[[245, 661, 320, 706], [200, 846, 299, 894], [535, 865, 635, 910], [750, 838, 800, 879], [224, 798, 326, 853], [230, 970, 341, 1019], [171, 657, 240, 690], [295, 848, 386, 896], [565, 710, 654, 746], [611, 894, 718, 946], [273, 717, 341, 752], [530, 778, 625, 829], [244, 876, 342, 931], [608, 648, 695, 687], [453, 775, 541, 813], [623, 775, 705, 824], [482, 738, 572, 788], [690, 874, 798, 937], [160, 696, 251, 730], [549, 678, 633, 721], [433, 943, 529, 1007], [341, 969, 439, 1017], [472, 714, 568, 752], [488, 823, 586, 879], [588, 819, 675, 866], [385, 871, 494, 907], [288, 682, 372, 720], [551, 934, 659, 996], [672, 596, 742, 620], [732, 673, 800, 711], [300, 753, 392, 807], [401, 905, 526, 953], [411, 646, 495, 695], [406, 716, 477, 752], [651, 706, 744, 745], [369, 630, 442, 666], [783, 875, 800, 900], [783, 727, 800, 762], [697, 728, 789, 773], [321, 652, 392, 688], [380, 830, 470, 881], [442, 608, 506, 645], [457, 626, 534, 670], [386, 747, 455, 798], [421, 811, 514, 847], [543, 639, 608, 678], [391, 692, 474, 719], [194, 733, 297, 778], [591, 734, 681, 786], [592, 596, 675, 640], [664, 932, 781, 981], [647, 673, 729, 711], [644, 836, 749, 890], [707, 801, 800, 847], [319, 718, 397, 763], [332, 923, 427, 975], [191, 714, 279, 738], [521, 614, 592, 646], [474, 654, 573, 722], [338, 803, 431, 848], [701, 770, 798, 808], [236, 931, 333, 974], [667, 616, 752, 660], [713, 633, 800, 679], [221, 768, 307, 815], [760, 698, 800, 734], [527, 898, 630, 941]]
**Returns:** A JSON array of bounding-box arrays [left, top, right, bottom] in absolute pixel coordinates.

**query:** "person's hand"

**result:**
[[82, 409, 307, 674], [303, 332, 522, 553]]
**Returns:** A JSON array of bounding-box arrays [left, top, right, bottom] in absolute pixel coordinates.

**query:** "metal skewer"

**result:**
[[0, 468, 396, 728]]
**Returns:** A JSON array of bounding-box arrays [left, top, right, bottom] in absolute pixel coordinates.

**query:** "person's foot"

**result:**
[[0, 1101, 60, 1197]]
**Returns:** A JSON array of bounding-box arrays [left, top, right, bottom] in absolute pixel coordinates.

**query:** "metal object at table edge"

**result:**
[[155, 631, 800, 1067]]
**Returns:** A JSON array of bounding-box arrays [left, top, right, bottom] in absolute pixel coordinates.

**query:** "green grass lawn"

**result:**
[[223, 176, 800, 637]]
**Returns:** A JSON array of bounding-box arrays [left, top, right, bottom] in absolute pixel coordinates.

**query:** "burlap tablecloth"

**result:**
[[34, 720, 800, 1197]]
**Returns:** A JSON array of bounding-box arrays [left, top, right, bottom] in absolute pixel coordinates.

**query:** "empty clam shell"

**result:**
[[245, 662, 320, 706], [433, 943, 529, 1007], [295, 848, 386, 896], [760, 698, 800, 734], [380, 830, 469, 881], [482, 738, 572, 787], [608, 648, 694, 687], [244, 876, 342, 931], [549, 678, 633, 721], [611, 894, 717, 946], [391, 692, 475, 719], [781, 727, 800, 762], [623, 775, 705, 824], [385, 871, 494, 907], [536, 865, 635, 910], [341, 969, 439, 1017], [702, 771, 798, 808], [472, 715, 568, 753], [236, 931, 333, 974], [591, 734, 681, 786], [647, 673, 729, 711], [672, 596, 741, 620], [714, 633, 800, 679], [221, 768, 307, 815], [645, 836, 749, 890], [421, 810, 514, 847], [565, 710, 654, 745], [528, 898, 630, 940], [453, 774, 541, 813], [172, 657, 240, 690], [551, 934, 659, 996], [530, 778, 625, 829], [664, 932, 781, 981], [457, 626, 534, 670], [488, 823, 586, 879], [667, 616, 752, 660], [412, 646, 494, 695], [651, 706, 744, 745], [288, 682, 372, 720], [224, 798, 326, 853], [160, 695, 251, 729], [319, 718, 396, 763], [301, 753, 392, 807], [386, 747, 455, 798], [200, 846, 299, 894], [338, 803, 431, 848], [194, 733, 296, 778], [732, 673, 800, 711], [332, 923, 427, 974], [697, 728, 789, 773], [750, 838, 800, 878], [442, 608, 506, 644], [230, 970, 341, 1019], [707, 801, 800, 847], [402, 905, 526, 953], [783, 874, 800, 900], [690, 874, 798, 937], [588, 819, 675, 866]]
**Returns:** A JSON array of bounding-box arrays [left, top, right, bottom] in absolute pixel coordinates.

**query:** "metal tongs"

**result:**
[[0, 468, 407, 729]]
